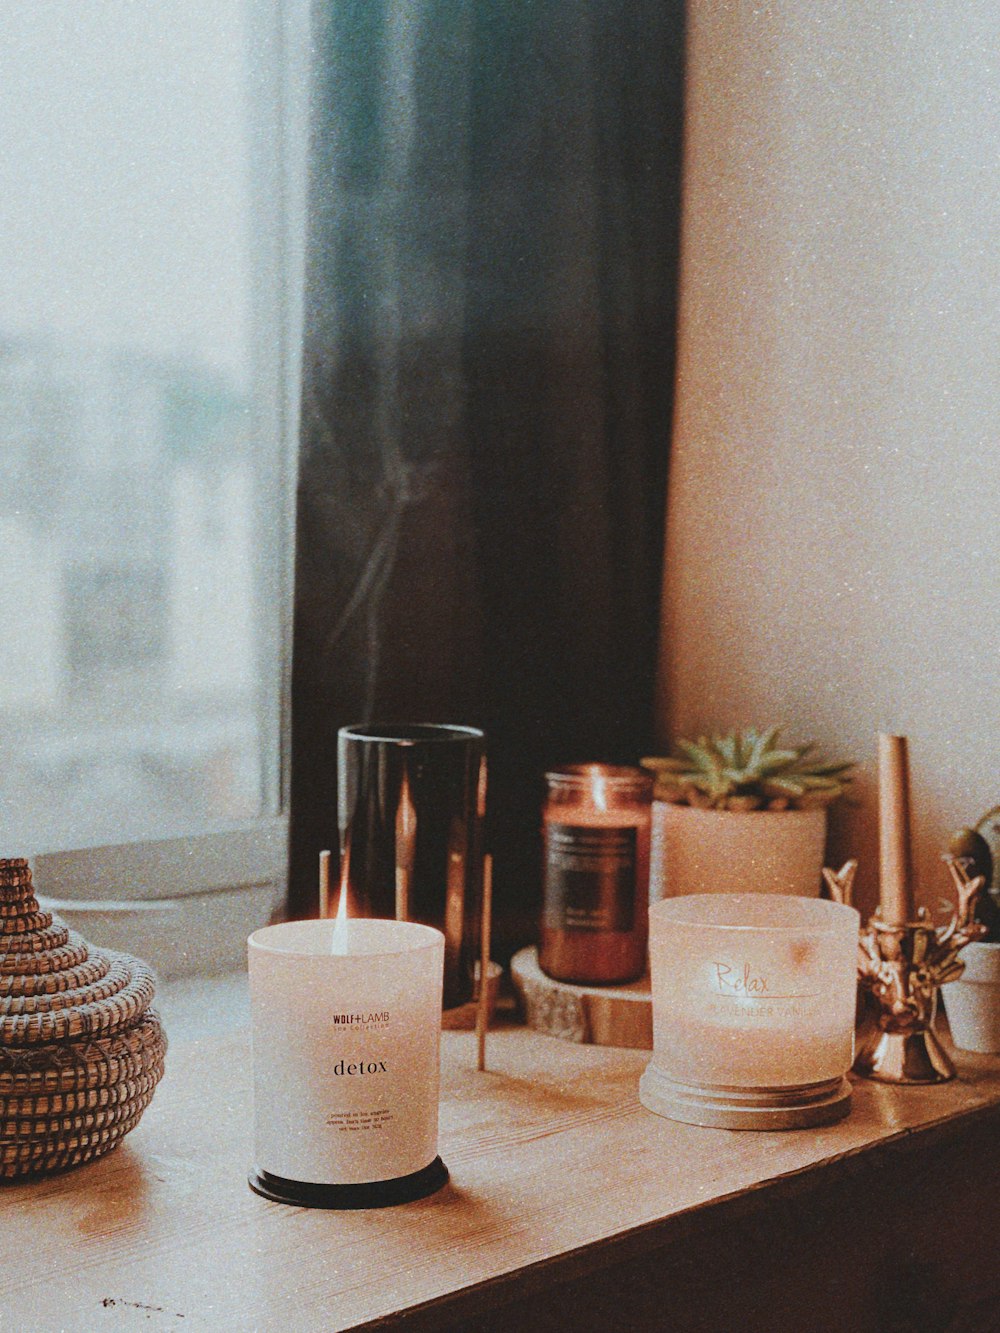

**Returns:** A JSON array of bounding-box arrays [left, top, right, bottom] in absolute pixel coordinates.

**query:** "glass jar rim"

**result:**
[[249, 918, 446, 958], [340, 722, 484, 745], [545, 763, 653, 792], [650, 893, 859, 934]]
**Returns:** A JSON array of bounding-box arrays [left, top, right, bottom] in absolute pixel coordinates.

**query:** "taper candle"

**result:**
[[878, 733, 915, 925]]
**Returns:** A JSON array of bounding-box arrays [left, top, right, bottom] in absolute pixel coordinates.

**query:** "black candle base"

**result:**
[[248, 1156, 449, 1209]]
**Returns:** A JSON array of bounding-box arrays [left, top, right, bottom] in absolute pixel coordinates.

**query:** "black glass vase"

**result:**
[[337, 723, 486, 1010]]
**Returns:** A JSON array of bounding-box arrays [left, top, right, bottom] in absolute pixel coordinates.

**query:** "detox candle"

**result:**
[[640, 893, 860, 1129], [248, 917, 447, 1208]]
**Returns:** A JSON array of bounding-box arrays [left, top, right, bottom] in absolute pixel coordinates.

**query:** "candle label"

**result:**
[[713, 962, 772, 997], [331, 1011, 391, 1029], [544, 823, 636, 932], [705, 960, 821, 1023]]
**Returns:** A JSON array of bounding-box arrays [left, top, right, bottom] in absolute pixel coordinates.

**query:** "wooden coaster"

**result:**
[[639, 1065, 852, 1130], [510, 947, 652, 1050]]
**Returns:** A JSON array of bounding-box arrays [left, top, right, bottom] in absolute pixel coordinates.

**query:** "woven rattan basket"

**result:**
[[0, 857, 166, 1181]]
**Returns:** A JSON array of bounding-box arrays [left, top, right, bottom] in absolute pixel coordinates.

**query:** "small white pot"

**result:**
[[942, 941, 1000, 1054], [649, 802, 827, 901]]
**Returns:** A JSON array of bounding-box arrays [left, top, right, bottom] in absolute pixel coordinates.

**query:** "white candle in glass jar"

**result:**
[[641, 893, 860, 1129], [248, 917, 447, 1206]]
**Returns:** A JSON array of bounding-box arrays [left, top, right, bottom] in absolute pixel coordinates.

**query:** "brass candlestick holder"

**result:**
[[824, 857, 986, 1083]]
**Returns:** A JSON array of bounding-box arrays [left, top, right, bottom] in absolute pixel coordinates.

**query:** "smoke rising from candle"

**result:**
[[332, 846, 350, 955]]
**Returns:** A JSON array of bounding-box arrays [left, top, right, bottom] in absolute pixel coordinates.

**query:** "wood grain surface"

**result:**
[[2, 1023, 1000, 1332]]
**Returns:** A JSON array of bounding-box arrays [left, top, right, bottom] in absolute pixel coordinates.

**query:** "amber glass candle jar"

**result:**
[[539, 765, 652, 985]]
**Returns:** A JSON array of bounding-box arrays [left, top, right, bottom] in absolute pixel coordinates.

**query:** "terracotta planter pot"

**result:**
[[649, 802, 828, 900], [942, 941, 1000, 1054]]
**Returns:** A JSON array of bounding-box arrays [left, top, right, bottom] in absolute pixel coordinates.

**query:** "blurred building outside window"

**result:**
[[0, 1, 306, 933]]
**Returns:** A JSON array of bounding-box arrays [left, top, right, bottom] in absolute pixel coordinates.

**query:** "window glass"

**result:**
[[0, 1, 293, 853]]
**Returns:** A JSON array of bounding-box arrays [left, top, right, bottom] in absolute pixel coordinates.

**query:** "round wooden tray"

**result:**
[[510, 947, 652, 1050]]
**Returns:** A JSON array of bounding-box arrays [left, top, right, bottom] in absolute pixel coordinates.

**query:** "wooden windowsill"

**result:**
[[4, 1018, 1000, 1331]]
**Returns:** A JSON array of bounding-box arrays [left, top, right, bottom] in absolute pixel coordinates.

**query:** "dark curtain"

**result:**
[[288, 0, 686, 955]]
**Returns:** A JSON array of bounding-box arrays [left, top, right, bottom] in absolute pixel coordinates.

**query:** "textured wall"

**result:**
[[659, 3, 1000, 913]]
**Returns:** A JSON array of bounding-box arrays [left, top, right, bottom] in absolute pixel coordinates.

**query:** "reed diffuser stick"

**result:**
[[318, 849, 331, 920], [476, 854, 493, 1072]]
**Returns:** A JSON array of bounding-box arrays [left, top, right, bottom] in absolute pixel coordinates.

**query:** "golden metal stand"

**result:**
[[824, 857, 986, 1083]]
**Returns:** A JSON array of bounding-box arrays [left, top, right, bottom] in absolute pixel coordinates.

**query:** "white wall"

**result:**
[[659, 3, 1000, 914]]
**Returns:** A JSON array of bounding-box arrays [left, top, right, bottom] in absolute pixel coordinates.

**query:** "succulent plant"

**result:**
[[641, 727, 854, 812]]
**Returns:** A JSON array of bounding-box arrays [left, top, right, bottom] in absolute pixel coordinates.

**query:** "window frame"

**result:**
[[34, 819, 289, 904], [19, 0, 311, 919]]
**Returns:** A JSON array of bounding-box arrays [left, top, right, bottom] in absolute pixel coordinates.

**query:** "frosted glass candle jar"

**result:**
[[248, 918, 448, 1208], [640, 894, 860, 1129]]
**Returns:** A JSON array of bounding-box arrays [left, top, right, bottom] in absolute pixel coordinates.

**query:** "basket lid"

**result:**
[[0, 859, 156, 1047]]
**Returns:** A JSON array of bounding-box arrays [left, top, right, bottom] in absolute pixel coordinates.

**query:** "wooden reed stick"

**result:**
[[394, 770, 416, 921], [878, 733, 915, 925], [318, 849, 331, 920], [476, 854, 493, 1072]]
